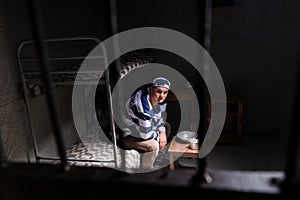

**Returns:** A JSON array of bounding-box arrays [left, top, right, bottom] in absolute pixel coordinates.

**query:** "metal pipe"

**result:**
[[25, 0, 67, 169], [24, 70, 104, 75], [20, 55, 104, 62], [17, 56, 40, 162], [38, 155, 115, 163]]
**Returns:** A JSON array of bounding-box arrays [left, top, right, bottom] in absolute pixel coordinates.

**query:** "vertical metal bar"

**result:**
[[0, 129, 7, 167], [286, 67, 300, 179], [104, 58, 119, 169], [282, 60, 300, 197], [107, 0, 122, 169], [191, 0, 212, 185], [25, 0, 67, 169], [17, 44, 40, 163]]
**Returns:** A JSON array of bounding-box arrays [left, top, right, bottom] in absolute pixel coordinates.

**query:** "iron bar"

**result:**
[[106, 0, 123, 169], [17, 60, 40, 162], [0, 130, 6, 167], [191, 0, 212, 185], [20, 56, 104, 62], [25, 0, 67, 169], [282, 59, 300, 197], [38, 155, 116, 164]]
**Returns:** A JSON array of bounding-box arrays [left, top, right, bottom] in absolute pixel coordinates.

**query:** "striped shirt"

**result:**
[[124, 87, 167, 142]]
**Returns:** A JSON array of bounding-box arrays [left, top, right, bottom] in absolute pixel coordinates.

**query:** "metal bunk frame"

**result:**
[[17, 35, 119, 168]]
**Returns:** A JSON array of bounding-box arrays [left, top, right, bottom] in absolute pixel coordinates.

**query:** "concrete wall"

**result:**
[[0, 10, 32, 162], [210, 0, 300, 140]]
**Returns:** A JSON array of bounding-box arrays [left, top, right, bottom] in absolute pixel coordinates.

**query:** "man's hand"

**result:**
[[159, 131, 167, 150]]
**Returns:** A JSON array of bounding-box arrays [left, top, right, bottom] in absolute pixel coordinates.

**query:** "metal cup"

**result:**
[[189, 138, 199, 150]]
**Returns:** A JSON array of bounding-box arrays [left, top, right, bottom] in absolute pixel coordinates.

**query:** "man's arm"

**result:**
[[158, 131, 167, 150], [157, 104, 168, 149]]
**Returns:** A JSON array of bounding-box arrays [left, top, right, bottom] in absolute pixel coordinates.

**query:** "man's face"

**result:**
[[150, 86, 169, 104]]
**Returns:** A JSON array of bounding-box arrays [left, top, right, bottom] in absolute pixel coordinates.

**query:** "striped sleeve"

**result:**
[[157, 103, 166, 132], [127, 90, 156, 140], [157, 117, 166, 132]]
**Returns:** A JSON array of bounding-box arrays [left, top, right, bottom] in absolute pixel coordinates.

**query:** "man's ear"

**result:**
[[150, 86, 153, 93]]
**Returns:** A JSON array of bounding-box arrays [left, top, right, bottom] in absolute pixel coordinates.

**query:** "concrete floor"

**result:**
[[0, 134, 291, 200], [178, 134, 287, 171]]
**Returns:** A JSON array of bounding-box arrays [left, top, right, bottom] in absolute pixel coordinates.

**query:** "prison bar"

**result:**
[[282, 58, 300, 197], [25, 0, 67, 169], [0, 130, 6, 167], [190, 0, 212, 184]]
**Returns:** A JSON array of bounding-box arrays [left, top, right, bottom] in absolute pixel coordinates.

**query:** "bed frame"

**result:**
[[17, 35, 141, 169]]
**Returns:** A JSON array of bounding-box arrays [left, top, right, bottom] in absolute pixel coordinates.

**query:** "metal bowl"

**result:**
[[176, 131, 197, 143]]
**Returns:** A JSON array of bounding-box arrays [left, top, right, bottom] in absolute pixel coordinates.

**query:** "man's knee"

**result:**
[[149, 139, 159, 152], [123, 137, 159, 152]]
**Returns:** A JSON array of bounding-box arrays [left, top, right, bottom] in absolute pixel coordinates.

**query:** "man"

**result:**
[[122, 77, 171, 169]]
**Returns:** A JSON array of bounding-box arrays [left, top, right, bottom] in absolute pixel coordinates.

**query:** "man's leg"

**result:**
[[123, 137, 159, 169], [139, 139, 159, 169]]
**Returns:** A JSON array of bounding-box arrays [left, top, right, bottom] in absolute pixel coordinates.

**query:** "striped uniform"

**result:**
[[124, 87, 167, 142]]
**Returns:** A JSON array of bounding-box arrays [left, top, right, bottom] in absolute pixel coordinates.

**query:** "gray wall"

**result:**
[[0, 13, 32, 162], [210, 0, 300, 140]]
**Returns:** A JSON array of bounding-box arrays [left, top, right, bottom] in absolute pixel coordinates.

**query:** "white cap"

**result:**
[[152, 77, 171, 89]]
